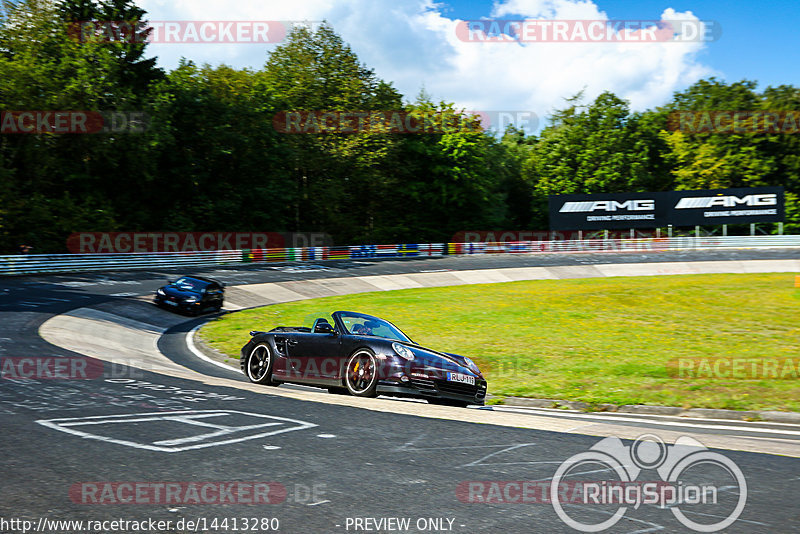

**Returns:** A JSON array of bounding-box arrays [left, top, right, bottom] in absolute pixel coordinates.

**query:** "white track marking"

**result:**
[[36, 410, 316, 452], [489, 406, 800, 438], [460, 443, 537, 467], [187, 324, 240, 373]]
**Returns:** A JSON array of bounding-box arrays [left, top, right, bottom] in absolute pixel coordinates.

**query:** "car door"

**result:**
[[285, 324, 342, 385]]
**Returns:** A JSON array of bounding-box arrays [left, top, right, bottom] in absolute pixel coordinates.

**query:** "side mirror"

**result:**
[[314, 322, 335, 335]]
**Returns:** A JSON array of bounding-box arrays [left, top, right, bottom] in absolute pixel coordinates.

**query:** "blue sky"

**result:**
[[137, 0, 799, 129], [440, 0, 800, 90]]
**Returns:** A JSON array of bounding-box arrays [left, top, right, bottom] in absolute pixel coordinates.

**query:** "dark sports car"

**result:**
[[241, 311, 487, 406], [154, 276, 225, 315]]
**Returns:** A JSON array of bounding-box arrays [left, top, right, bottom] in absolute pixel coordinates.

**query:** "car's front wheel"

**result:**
[[344, 350, 378, 397], [246, 343, 278, 386]]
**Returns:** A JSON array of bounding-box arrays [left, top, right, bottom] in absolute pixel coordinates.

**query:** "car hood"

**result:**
[[161, 286, 200, 299], [397, 342, 483, 379]]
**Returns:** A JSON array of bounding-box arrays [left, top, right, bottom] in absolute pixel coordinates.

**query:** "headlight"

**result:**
[[184, 296, 198, 303], [157, 288, 165, 296], [463, 356, 481, 374], [392, 342, 415, 361]]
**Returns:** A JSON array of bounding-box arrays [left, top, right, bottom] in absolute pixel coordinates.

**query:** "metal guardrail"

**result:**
[[0, 244, 445, 276], [1, 236, 798, 276], [448, 235, 800, 254]]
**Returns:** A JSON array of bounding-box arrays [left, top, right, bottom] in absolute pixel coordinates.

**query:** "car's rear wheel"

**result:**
[[344, 350, 378, 397], [246, 343, 278, 385]]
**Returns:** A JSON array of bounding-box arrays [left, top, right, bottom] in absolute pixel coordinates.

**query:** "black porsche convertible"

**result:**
[[240, 311, 487, 406]]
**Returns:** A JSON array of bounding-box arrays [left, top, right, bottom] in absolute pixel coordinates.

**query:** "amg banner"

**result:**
[[549, 187, 784, 230], [669, 186, 784, 226], [549, 191, 665, 230]]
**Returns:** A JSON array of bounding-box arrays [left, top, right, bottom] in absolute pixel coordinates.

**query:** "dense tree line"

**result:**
[[1, 0, 798, 253]]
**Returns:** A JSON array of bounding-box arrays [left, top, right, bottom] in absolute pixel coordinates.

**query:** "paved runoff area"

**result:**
[[1, 249, 799, 533]]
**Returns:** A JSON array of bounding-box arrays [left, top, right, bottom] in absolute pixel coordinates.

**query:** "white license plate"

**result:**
[[165, 300, 178, 306], [447, 372, 475, 385]]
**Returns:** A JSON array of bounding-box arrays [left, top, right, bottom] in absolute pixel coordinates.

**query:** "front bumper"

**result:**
[[377, 377, 487, 406], [154, 295, 199, 313]]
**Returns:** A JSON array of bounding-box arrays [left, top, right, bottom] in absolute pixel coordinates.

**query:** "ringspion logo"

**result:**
[[551, 434, 746, 532]]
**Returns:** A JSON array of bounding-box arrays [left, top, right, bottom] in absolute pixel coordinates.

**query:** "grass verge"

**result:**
[[200, 273, 800, 411]]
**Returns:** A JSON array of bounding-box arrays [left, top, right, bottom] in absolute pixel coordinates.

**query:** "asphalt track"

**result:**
[[1, 250, 799, 533]]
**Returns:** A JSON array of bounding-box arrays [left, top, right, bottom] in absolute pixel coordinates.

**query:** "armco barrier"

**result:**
[[1, 236, 799, 276], [448, 235, 800, 254], [0, 244, 446, 275]]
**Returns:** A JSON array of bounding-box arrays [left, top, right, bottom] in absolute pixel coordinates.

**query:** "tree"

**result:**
[[149, 61, 293, 231], [525, 91, 658, 197], [659, 78, 774, 190], [262, 23, 404, 241], [57, 0, 162, 100], [385, 97, 509, 241], [0, 0, 163, 251]]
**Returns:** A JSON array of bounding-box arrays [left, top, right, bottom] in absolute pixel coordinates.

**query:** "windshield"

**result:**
[[337, 312, 412, 343], [173, 277, 207, 292]]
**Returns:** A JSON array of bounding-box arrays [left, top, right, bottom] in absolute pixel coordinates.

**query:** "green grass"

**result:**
[[200, 273, 800, 412]]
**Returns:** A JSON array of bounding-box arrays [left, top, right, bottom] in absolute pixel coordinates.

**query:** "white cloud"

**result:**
[[136, 0, 716, 128]]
